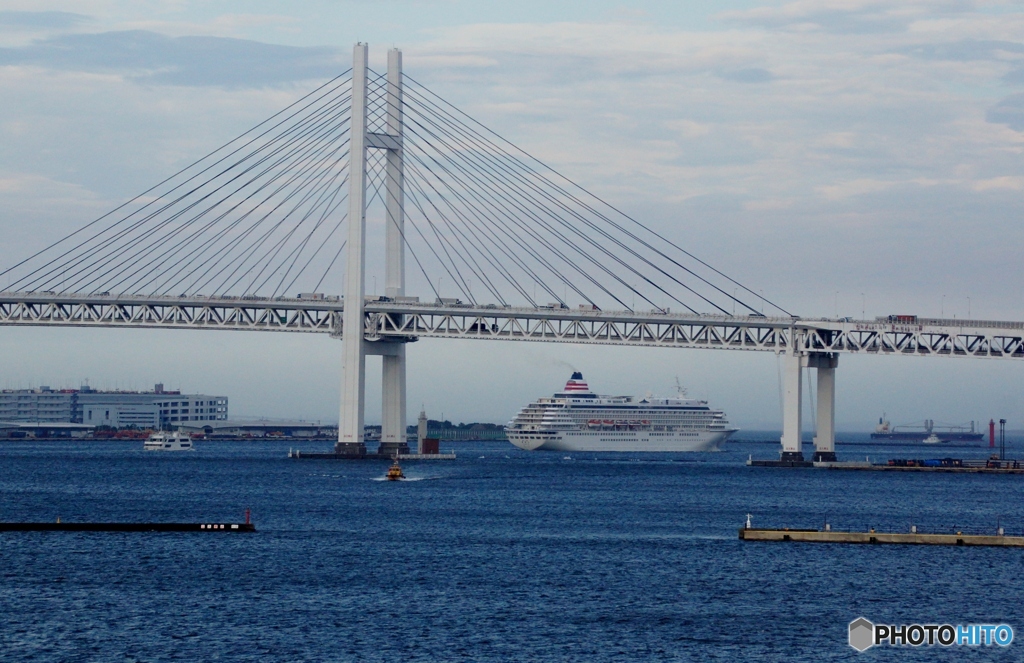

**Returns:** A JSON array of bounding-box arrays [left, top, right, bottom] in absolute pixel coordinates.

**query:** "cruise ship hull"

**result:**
[[508, 429, 736, 453]]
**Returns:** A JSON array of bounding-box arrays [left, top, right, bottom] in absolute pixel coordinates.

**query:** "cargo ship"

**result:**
[[870, 416, 984, 443], [506, 372, 736, 452]]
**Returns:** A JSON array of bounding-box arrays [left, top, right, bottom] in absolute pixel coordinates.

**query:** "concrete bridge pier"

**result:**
[[377, 343, 409, 457], [779, 350, 839, 463], [779, 350, 804, 462], [809, 353, 838, 462]]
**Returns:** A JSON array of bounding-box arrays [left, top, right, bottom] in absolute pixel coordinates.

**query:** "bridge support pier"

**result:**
[[779, 351, 804, 462], [378, 345, 409, 457], [810, 353, 838, 462], [779, 351, 839, 463]]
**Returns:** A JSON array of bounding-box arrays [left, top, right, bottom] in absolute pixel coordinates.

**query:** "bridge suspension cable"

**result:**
[[393, 73, 790, 316], [1, 73, 355, 299], [0, 63, 790, 317]]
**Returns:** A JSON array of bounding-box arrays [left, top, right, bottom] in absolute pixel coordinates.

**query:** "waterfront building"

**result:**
[[0, 383, 228, 429], [0, 387, 74, 423]]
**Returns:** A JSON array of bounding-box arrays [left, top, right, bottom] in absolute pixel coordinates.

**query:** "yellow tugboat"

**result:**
[[386, 458, 405, 481]]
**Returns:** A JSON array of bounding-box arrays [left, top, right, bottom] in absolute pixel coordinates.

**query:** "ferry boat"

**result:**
[[143, 431, 194, 451], [506, 372, 737, 452]]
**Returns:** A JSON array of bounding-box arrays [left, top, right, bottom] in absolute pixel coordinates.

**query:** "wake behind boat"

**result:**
[[506, 372, 737, 452]]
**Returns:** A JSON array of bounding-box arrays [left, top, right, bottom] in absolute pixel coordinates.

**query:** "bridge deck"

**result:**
[[0, 292, 1021, 358]]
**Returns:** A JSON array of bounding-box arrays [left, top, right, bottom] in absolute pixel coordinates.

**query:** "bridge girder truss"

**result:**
[[0, 296, 337, 333], [801, 324, 1024, 359], [0, 294, 1022, 359], [368, 310, 790, 351]]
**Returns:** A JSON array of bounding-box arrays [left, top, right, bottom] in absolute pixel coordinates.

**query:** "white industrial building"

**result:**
[[0, 384, 228, 429]]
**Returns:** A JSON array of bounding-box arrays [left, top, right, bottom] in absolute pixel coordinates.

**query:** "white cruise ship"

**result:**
[[506, 373, 736, 452]]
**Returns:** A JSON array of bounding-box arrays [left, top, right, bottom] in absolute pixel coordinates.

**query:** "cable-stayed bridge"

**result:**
[[1, 43, 1021, 463]]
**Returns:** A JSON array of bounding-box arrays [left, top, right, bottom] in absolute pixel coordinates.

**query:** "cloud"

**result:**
[[0, 11, 89, 30], [813, 132, 857, 149], [413, 53, 499, 69], [1003, 66, 1024, 85], [114, 14, 302, 39], [743, 197, 796, 211], [972, 175, 1024, 191], [717, 67, 775, 83], [817, 178, 895, 200], [418, 22, 770, 78], [901, 38, 1024, 62], [719, 0, 973, 34], [0, 172, 109, 255], [987, 93, 1024, 130], [0, 30, 346, 87]]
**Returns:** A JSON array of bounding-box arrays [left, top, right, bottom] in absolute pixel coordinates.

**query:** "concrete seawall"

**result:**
[[739, 528, 1024, 547]]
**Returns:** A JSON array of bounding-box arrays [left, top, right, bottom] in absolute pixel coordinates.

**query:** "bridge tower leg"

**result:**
[[378, 48, 409, 457], [779, 350, 804, 463], [336, 43, 370, 455], [810, 353, 838, 462]]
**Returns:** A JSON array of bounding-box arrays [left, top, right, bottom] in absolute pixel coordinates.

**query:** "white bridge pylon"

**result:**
[[337, 43, 408, 455]]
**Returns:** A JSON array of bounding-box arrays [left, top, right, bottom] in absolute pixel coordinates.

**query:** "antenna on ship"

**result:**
[[674, 377, 687, 398]]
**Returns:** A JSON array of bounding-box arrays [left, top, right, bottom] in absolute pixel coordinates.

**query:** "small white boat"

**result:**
[[144, 431, 194, 451], [922, 433, 943, 444]]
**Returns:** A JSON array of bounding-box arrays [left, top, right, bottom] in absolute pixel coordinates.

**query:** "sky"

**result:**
[[0, 0, 1023, 432]]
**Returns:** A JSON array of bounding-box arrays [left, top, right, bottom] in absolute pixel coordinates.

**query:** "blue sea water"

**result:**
[[2, 434, 1023, 662]]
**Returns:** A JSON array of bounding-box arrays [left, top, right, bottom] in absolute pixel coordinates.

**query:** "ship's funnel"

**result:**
[[563, 373, 591, 393]]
